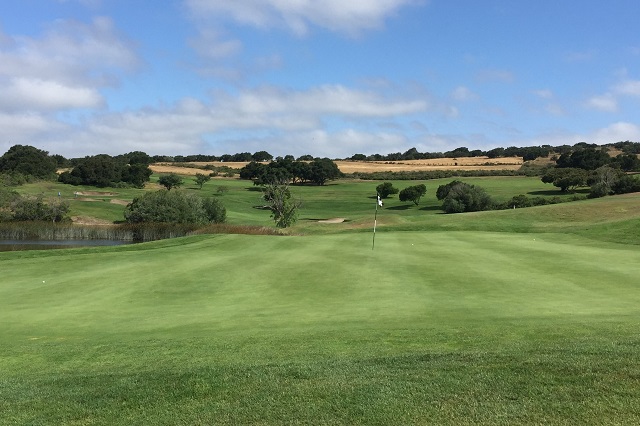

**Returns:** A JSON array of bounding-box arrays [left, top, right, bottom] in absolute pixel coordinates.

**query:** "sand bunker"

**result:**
[[317, 218, 346, 223], [75, 191, 117, 196]]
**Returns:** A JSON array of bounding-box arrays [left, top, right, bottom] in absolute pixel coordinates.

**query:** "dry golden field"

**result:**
[[149, 156, 527, 175]]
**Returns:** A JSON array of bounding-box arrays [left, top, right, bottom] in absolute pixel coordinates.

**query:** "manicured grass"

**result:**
[[4, 176, 640, 423], [2, 225, 640, 424]]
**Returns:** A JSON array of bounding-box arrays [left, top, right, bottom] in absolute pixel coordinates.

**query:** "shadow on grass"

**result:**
[[385, 205, 412, 211], [419, 205, 442, 212], [528, 188, 589, 196]]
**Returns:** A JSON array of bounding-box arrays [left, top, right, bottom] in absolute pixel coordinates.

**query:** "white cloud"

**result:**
[[532, 89, 553, 99], [451, 86, 478, 102], [0, 78, 103, 111], [585, 93, 617, 112], [0, 84, 428, 157], [0, 17, 138, 113], [185, 0, 424, 36], [591, 122, 640, 143], [188, 29, 243, 59], [614, 80, 640, 97]]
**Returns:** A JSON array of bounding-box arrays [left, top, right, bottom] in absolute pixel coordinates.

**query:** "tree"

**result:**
[[124, 190, 226, 224], [437, 181, 493, 213], [556, 148, 610, 170], [194, 173, 211, 189], [121, 163, 153, 188], [399, 184, 427, 206], [0, 145, 57, 179], [308, 158, 341, 185], [614, 153, 640, 172], [541, 168, 587, 192], [58, 154, 123, 187], [376, 182, 399, 199], [58, 154, 152, 188], [252, 151, 273, 162], [261, 180, 302, 228], [158, 174, 183, 190]]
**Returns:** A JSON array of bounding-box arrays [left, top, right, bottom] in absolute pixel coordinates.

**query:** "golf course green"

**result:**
[[2, 176, 640, 424]]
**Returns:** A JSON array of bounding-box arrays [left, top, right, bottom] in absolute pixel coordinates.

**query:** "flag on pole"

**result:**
[[377, 195, 383, 207]]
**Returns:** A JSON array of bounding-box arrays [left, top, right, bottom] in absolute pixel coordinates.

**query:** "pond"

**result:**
[[0, 239, 133, 252]]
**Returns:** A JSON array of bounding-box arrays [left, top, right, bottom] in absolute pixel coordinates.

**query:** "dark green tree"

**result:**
[[541, 168, 588, 192], [307, 158, 341, 185], [58, 154, 126, 187], [252, 151, 273, 162], [437, 181, 493, 213], [399, 184, 427, 206], [376, 182, 399, 199], [194, 173, 211, 189], [0, 145, 57, 179], [556, 148, 610, 170], [158, 174, 183, 190]]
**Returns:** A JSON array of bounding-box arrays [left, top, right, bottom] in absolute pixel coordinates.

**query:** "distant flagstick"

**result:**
[[372, 194, 383, 250]]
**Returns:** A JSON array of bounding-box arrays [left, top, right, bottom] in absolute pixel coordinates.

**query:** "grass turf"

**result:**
[[2, 226, 640, 424]]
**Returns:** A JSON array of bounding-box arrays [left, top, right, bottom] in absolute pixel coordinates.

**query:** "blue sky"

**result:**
[[1, 0, 639, 158]]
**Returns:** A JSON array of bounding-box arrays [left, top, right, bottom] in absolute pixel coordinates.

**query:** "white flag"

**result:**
[[377, 195, 383, 207]]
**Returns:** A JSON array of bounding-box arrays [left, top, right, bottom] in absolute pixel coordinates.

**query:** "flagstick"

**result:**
[[372, 194, 380, 250]]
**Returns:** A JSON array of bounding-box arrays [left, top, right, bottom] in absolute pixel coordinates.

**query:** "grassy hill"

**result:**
[[2, 176, 640, 424]]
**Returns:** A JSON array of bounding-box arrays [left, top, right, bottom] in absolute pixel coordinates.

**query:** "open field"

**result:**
[[15, 175, 594, 227], [3, 176, 640, 424], [149, 156, 526, 176]]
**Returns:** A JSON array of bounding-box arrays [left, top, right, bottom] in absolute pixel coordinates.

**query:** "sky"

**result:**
[[1, 0, 640, 159]]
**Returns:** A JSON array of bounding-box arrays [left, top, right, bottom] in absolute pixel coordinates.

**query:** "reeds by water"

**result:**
[[0, 222, 284, 243]]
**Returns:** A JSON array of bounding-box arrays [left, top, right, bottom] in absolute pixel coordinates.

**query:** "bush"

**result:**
[[437, 181, 493, 213], [124, 190, 226, 225], [376, 182, 399, 199]]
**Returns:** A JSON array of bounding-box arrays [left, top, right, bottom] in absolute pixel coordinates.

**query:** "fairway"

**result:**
[[2, 226, 640, 424]]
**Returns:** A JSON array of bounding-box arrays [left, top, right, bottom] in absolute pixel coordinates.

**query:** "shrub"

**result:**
[[124, 190, 226, 225], [437, 181, 493, 213], [376, 182, 399, 199]]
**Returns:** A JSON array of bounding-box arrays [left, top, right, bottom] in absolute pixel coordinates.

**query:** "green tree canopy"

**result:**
[[399, 184, 427, 206], [436, 181, 493, 213], [541, 168, 588, 192], [376, 182, 399, 199], [124, 190, 226, 224], [194, 173, 211, 189], [308, 158, 341, 185], [0, 145, 57, 179], [158, 174, 183, 190]]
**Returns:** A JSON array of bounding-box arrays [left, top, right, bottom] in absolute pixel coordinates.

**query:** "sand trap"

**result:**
[[317, 218, 346, 223], [110, 199, 130, 206], [75, 191, 117, 196]]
